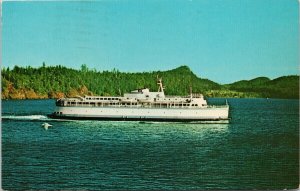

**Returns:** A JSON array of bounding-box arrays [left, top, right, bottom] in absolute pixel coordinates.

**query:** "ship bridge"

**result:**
[[124, 88, 165, 100]]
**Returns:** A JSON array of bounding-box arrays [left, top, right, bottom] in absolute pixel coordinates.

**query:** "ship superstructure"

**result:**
[[48, 79, 229, 121]]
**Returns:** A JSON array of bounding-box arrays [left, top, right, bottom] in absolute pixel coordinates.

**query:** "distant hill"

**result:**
[[226, 75, 299, 99], [227, 77, 271, 87], [1, 65, 299, 99]]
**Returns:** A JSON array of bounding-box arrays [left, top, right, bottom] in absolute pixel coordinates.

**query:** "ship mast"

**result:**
[[157, 78, 165, 93]]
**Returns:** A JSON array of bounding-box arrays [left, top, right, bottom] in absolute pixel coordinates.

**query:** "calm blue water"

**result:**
[[2, 98, 299, 190]]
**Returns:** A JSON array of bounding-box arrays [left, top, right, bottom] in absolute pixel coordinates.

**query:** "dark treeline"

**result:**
[[1, 64, 299, 99]]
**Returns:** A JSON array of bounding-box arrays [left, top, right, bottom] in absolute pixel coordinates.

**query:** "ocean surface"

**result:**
[[1, 98, 299, 190]]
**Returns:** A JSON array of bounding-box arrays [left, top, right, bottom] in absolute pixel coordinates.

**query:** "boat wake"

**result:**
[[1, 115, 85, 122], [139, 120, 229, 124], [187, 120, 230, 124], [2, 115, 51, 121]]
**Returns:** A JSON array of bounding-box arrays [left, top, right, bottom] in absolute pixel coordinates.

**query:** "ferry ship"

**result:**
[[48, 79, 229, 122]]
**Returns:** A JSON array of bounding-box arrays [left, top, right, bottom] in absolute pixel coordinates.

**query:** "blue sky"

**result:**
[[2, 0, 299, 84]]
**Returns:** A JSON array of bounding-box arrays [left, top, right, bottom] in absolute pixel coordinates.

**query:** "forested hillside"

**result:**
[[225, 76, 299, 99], [1, 64, 299, 99]]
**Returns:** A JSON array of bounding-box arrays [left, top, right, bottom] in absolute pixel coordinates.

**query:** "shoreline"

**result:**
[[2, 96, 299, 100], [2, 65, 299, 100]]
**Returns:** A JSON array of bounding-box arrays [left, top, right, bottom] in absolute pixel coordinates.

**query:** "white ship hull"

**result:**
[[49, 106, 229, 121]]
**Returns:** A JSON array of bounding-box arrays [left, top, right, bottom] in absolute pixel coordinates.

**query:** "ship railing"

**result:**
[[63, 101, 211, 109]]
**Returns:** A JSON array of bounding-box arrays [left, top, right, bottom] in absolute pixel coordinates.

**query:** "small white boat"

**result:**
[[42, 123, 52, 130]]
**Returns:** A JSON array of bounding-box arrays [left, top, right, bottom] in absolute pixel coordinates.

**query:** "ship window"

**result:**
[[108, 98, 111, 100], [195, 104, 198, 106], [104, 98, 107, 100], [192, 104, 195, 106]]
